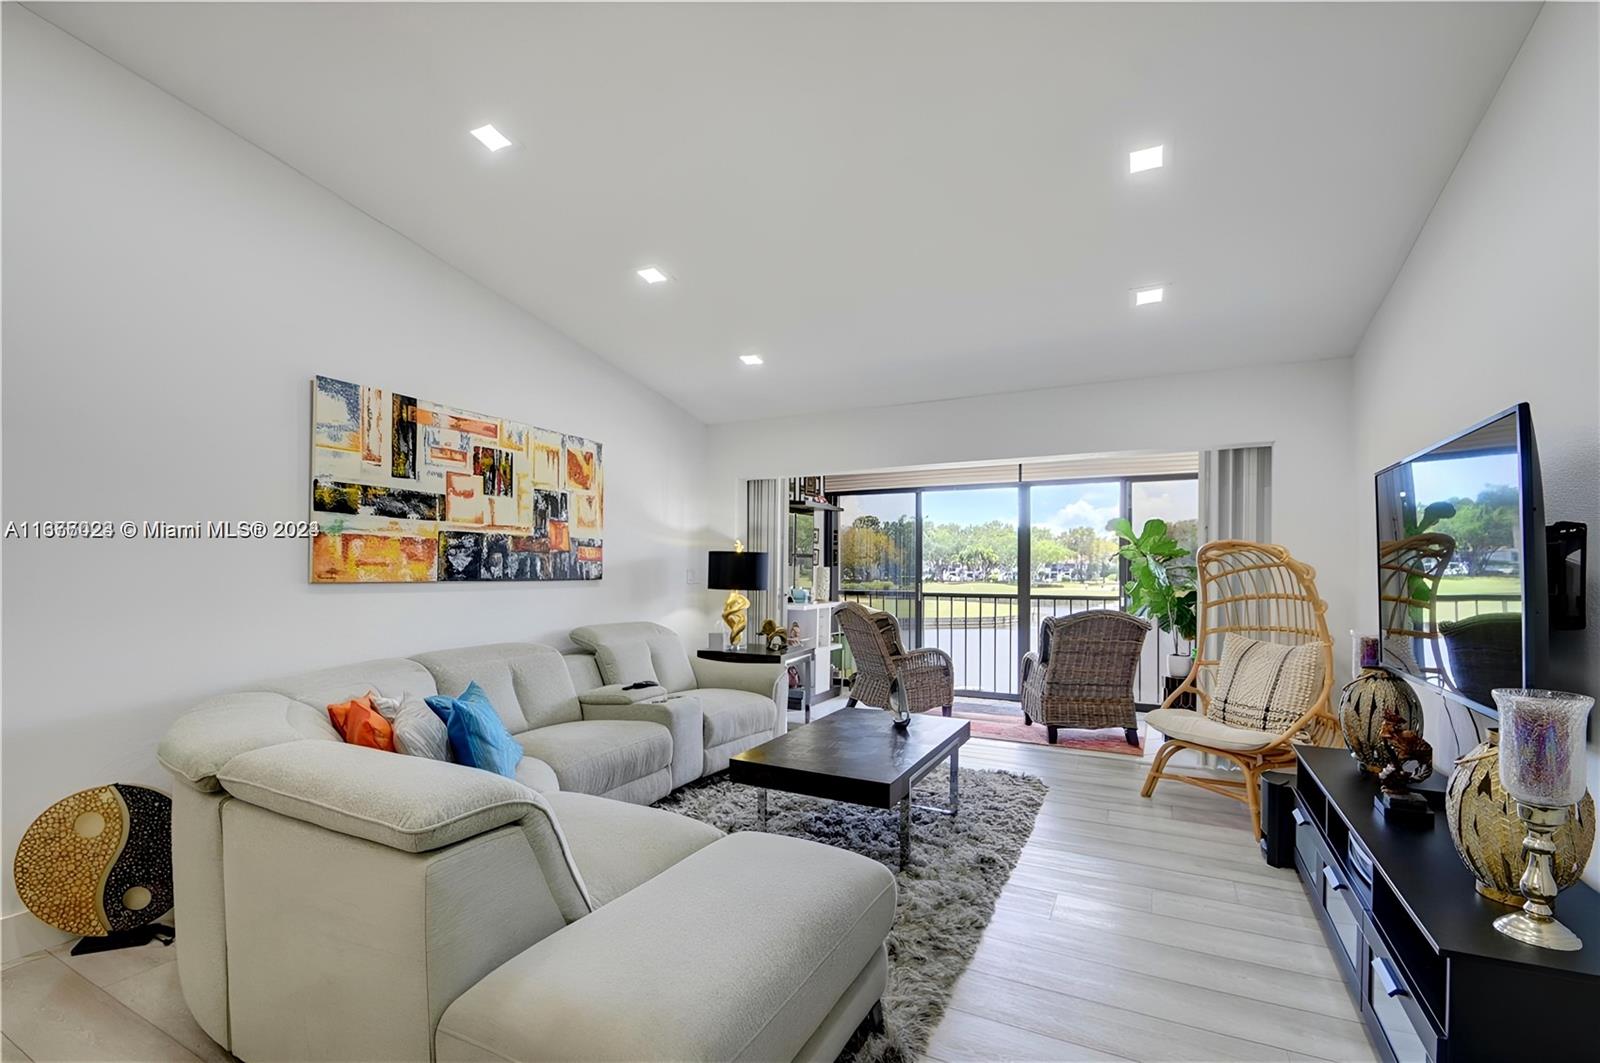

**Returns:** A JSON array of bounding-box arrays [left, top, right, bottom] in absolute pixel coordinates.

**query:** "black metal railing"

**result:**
[[838, 587, 1181, 704], [836, 590, 1522, 706], [1432, 594, 1520, 622]]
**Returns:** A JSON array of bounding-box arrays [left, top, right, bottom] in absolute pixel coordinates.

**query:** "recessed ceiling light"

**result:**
[[739, 353, 764, 366], [1133, 285, 1166, 306], [469, 124, 512, 152], [636, 267, 669, 284], [1129, 144, 1164, 174]]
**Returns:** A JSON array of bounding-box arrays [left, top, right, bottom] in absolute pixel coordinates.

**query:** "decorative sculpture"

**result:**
[[1446, 728, 1596, 905], [1372, 705, 1434, 818], [13, 784, 175, 954], [758, 619, 789, 652], [1340, 668, 1424, 774]]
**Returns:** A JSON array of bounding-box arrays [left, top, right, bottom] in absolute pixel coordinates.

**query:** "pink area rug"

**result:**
[[948, 707, 1146, 755]]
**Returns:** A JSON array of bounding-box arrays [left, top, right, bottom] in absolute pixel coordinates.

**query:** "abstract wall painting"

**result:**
[[310, 375, 603, 583]]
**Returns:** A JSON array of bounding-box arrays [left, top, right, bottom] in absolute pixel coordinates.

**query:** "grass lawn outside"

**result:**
[[839, 580, 1122, 622], [1431, 575, 1520, 623], [1435, 575, 1520, 598]]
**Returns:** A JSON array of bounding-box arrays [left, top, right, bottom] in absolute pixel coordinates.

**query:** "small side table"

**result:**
[[1161, 675, 1197, 711], [698, 642, 818, 721]]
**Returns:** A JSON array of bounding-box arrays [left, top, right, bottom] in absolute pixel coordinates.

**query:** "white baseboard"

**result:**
[[1, 909, 74, 964]]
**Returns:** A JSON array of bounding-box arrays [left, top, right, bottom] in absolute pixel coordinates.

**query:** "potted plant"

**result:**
[[1110, 518, 1198, 677]]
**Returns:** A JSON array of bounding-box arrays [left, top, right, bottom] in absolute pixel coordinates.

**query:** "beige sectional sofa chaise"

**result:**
[[158, 636, 893, 1062]]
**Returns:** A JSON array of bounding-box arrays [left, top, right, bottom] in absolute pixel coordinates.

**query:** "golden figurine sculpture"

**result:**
[[758, 619, 788, 652], [722, 589, 752, 646], [718, 539, 752, 646]]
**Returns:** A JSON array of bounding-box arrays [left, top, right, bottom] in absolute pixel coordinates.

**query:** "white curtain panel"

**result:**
[[742, 479, 788, 635], [1199, 446, 1273, 544]]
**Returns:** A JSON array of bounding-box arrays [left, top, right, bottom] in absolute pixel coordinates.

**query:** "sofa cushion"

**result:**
[[541, 792, 722, 907], [428, 683, 524, 778], [515, 720, 671, 797], [261, 658, 438, 713], [375, 692, 453, 762], [1146, 706, 1280, 752], [435, 831, 896, 1063], [687, 687, 778, 746], [562, 653, 604, 694], [411, 643, 581, 732], [594, 641, 658, 687], [570, 623, 697, 694], [513, 757, 560, 794], [327, 695, 395, 752]]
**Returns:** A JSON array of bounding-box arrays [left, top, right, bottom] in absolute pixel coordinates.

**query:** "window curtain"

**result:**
[[743, 479, 788, 636], [1199, 446, 1272, 544]]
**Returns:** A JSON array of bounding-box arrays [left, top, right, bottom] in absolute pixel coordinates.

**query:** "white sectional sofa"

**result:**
[[157, 636, 889, 1061], [568, 621, 790, 774]]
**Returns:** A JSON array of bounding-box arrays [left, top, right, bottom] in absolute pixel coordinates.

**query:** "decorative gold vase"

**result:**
[[1445, 729, 1596, 906], [1339, 669, 1423, 774]]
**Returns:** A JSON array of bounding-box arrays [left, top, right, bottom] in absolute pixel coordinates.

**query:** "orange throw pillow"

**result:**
[[328, 695, 395, 752]]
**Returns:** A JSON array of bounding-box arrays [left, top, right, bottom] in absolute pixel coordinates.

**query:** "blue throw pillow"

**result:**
[[425, 682, 523, 778]]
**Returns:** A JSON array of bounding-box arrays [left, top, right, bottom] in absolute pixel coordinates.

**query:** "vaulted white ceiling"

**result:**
[[32, 2, 1538, 423]]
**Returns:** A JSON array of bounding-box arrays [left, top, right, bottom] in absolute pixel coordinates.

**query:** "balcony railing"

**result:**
[[839, 588, 1526, 705], [838, 588, 1182, 704]]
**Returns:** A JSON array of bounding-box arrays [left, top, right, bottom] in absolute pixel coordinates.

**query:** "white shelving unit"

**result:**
[[784, 601, 840, 698]]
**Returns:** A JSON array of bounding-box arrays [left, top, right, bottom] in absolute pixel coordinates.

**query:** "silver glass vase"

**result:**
[[1490, 688, 1594, 951]]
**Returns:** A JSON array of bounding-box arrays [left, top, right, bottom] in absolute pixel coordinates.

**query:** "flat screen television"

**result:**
[[1374, 403, 1547, 716]]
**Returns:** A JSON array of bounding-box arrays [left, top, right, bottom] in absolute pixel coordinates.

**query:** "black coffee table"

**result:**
[[729, 708, 970, 869]]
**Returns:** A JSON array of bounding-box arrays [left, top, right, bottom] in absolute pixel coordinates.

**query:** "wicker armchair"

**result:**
[[1140, 541, 1338, 839], [836, 602, 954, 716], [1021, 610, 1150, 746]]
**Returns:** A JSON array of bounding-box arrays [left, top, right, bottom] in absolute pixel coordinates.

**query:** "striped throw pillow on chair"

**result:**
[[1206, 633, 1323, 734]]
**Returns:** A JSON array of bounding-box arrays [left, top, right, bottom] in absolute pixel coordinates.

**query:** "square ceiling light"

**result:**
[[739, 353, 764, 366], [636, 267, 670, 284], [1132, 285, 1166, 306], [1128, 145, 1164, 174], [469, 124, 512, 152]]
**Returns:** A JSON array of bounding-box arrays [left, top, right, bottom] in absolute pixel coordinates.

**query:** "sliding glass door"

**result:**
[[834, 475, 1197, 701], [922, 487, 1019, 693]]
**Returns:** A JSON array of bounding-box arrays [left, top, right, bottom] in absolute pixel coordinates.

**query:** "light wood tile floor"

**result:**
[[1, 717, 1374, 1062]]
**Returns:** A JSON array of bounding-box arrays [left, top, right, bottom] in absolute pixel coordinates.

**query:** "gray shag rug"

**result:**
[[654, 766, 1047, 1062]]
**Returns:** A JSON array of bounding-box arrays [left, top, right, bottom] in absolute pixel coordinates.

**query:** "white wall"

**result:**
[[1, 8, 712, 936], [707, 356, 1358, 663], [1351, 4, 1600, 883]]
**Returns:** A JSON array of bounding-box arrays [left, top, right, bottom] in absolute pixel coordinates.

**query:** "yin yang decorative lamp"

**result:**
[[1491, 688, 1594, 951]]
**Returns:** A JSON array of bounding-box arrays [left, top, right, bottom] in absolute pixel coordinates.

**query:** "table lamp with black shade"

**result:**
[[708, 541, 768, 648]]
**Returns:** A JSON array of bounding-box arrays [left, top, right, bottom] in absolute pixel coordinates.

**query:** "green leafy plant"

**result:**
[[1110, 517, 1197, 645]]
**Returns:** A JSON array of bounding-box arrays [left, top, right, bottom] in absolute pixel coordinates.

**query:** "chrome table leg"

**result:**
[[898, 796, 912, 870], [949, 750, 960, 815]]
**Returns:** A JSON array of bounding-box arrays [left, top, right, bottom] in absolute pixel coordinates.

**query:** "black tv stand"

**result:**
[[1292, 746, 1600, 1062]]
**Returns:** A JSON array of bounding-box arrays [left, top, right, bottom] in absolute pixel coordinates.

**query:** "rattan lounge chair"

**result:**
[[1141, 541, 1338, 838]]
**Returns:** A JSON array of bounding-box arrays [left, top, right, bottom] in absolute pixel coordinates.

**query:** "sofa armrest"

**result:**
[[578, 683, 668, 706], [216, 740, 544, 852], [689, 657, 785, 704], [580, 697, 703, 790], [216, 740, 598, 921]]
